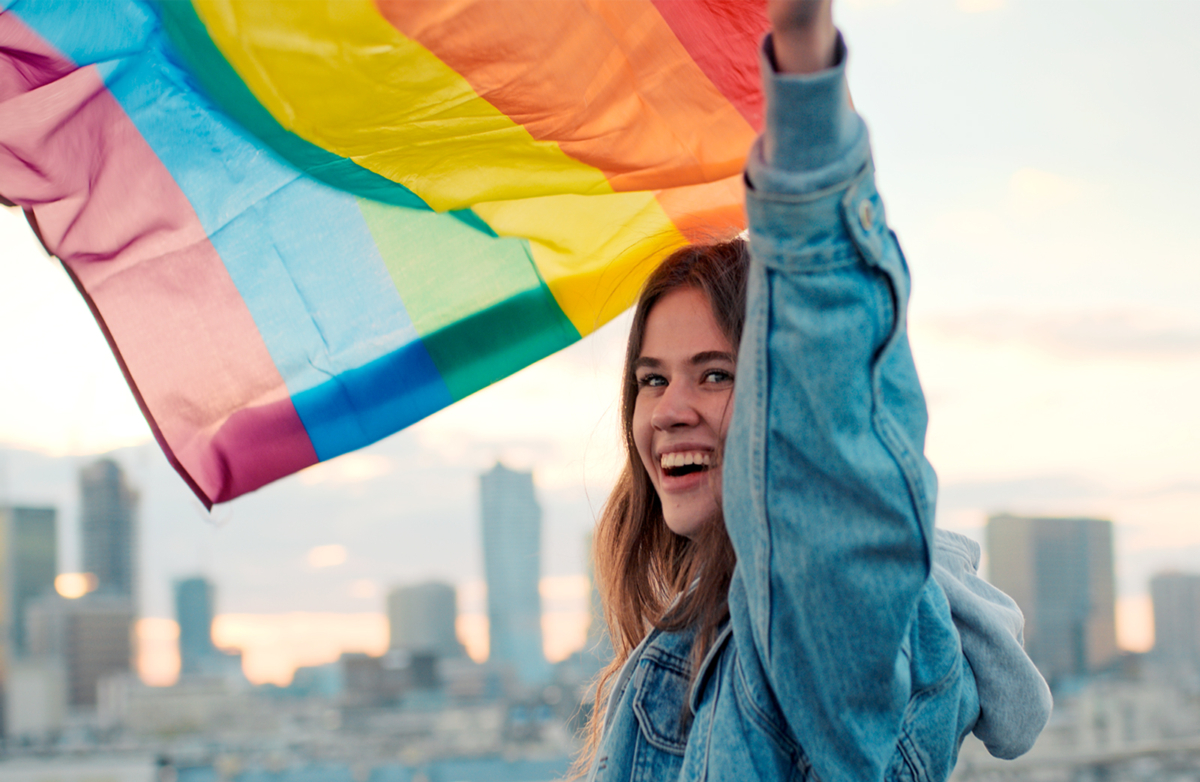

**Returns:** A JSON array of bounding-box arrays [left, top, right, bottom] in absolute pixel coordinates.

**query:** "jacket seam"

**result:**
[[733, 649, 810, 772]]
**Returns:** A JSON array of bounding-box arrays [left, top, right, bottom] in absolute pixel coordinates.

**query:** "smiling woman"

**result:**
[[583, 240, 749, 774], [591, 240, 748, 681], [574, 3, 1055, 779]]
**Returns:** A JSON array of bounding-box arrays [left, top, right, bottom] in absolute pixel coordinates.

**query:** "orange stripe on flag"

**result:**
[[376, 0, 757, 193], [655, 175, 747, 246]]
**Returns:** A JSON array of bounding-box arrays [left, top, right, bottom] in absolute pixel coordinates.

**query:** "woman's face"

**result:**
[[632, 287, 736, 539]]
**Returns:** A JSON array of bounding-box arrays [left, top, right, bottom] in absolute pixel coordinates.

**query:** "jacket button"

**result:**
[[858, 198, 874, 231]]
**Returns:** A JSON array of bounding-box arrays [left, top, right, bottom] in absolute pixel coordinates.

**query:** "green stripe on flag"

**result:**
[[357, 199, 580, 401]]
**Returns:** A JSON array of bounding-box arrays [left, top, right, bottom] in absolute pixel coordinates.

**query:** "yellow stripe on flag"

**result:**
[[473, 192, 687, 337], [193, 0, 614, 212]]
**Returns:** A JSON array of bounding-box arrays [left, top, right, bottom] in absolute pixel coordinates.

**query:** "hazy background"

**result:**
[[2, 0, 1198, 685]]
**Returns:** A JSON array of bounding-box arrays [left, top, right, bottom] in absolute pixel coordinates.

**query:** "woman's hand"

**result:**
[[768, 0, 838, 74]]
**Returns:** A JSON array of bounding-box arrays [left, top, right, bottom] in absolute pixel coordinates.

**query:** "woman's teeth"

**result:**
[[660, 452, 712, 476]]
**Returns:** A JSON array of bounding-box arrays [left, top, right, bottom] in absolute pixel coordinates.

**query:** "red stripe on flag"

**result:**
[[650, 0, 770, 131]]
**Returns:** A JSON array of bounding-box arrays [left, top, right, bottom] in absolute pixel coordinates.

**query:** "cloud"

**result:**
[[920, 308, 1200, 359]]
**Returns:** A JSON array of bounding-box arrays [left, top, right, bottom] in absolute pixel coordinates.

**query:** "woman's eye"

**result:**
[[637, 373, 667, 388], [703, 369, 733, 384]]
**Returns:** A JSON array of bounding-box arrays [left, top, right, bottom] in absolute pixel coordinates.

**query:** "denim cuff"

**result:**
[[748, 32, 871, 196]]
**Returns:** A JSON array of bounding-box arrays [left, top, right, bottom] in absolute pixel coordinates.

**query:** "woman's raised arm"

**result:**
[[720, 2, 961, 779]]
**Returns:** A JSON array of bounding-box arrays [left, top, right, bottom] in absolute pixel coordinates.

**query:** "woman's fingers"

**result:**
[[767, 0, 838, 74]]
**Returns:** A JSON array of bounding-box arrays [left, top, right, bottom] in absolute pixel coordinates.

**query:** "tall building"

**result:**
[[480, 463, 546, 685], [1, 506, 57, 657], [80, 458, 138, 600], [26, 594, 134, 707], [387, 581, 464, 658], [1, 505, 57, 736], [1150, 571, 1200, 671], [986, 514, 1117, 683], [175, 576, 218, 677]]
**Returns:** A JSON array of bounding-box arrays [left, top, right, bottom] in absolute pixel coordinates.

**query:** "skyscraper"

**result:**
[[986, 514, 1117, 683], [175, 576, 218, 677], [480, 463, 546, 685], [80, 459, 138, 600], [1, 505, 57, 736], [1, 506, 57, 657], [387, 581, 464, 658], [1150, 571, 1200, 671]]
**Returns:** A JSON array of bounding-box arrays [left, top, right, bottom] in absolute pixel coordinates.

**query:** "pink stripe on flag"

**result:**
[[0, 14, 317, 505], [0, 12, 74, 101]]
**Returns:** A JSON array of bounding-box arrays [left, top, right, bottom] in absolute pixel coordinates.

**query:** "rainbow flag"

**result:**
[[0, 0, 767, 507]]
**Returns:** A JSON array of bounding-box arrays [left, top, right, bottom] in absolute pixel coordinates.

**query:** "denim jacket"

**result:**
[[586, 36, 1050, 782]]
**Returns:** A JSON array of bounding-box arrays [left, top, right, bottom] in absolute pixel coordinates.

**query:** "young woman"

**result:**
[[578, 3, 1051, 781]]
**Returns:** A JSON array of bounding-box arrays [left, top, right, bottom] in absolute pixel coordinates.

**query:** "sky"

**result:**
[[2, 0, 1200, 685]]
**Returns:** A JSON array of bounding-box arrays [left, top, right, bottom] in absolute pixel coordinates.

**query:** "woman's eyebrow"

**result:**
[[690, 351, 735, 365], [633, 356, 662, 370]]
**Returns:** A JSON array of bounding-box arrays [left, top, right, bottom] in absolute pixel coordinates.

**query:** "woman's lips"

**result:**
[[658, 468, 711, 493], [656, 449, 716, 493]]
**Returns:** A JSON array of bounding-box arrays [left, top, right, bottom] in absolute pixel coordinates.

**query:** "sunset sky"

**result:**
[[3, 0, 1199, 685]]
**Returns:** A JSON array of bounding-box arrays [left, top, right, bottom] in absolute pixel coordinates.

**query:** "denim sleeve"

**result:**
[[723, 34, 941, 780]]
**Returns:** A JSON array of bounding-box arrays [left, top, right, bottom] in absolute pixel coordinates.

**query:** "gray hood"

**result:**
[[932, 528, 1053, 759]]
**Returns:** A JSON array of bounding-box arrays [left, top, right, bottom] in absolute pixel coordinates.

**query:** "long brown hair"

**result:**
[[574, 239, 750, 774]]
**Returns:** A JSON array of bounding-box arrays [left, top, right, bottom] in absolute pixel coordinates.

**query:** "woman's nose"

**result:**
[[651, 381, 700, 430]]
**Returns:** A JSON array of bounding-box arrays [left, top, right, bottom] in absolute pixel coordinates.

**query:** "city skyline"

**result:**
[[7, 440, 1200, 692]]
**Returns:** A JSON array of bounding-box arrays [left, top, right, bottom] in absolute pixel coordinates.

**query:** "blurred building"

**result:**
[[1, 505, 57, 737], [584, 530, 613, 666], [174, 576, 245, 685], [4, 657, 67, 738], [26, 594, 134, 708], [986, 514, 1117, 683], [99, 674, 278, 738], [80, 458, 138, 600], [175, 576, 218, 677], [388, 581, 464, 658], [1150, 571, 1200, 671], [0, 505, 57, 657], [480, 463, 546, 686]]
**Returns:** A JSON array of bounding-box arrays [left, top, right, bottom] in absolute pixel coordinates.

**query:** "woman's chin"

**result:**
[[662, 503, 720, 539]]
